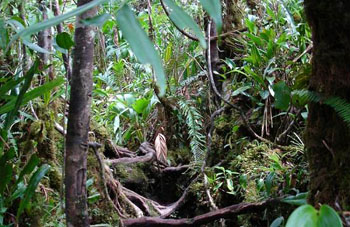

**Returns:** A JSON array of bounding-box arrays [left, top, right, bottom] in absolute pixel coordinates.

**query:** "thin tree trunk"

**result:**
[[53, 0, 72, 81], [38, 0, 53, 83], [304, 0, 350, 209], [65, 0, 96, 226]]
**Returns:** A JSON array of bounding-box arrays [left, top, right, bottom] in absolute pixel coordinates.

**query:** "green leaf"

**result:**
[[270, 216, 284, 227], [6, 0, 108, 52], [282, 192, 308, 206], [16, 154, 40, 184], [17, 164, 50, 219], [0, 19, 9, 50], [22, 38, 51, 54], [163, 0, 207, 48], [3, 60, 39, 130], [272, 81, 291, 110], [318, 205, 343, 227], [116, 5, 167, 96], [286, 205, 318, 227], [0, 77, 65, 115], [82, 13, 111, 27], [56, 32, 75, 50], [199, 0, 222, 32], [132, 98, 150, 114], [0, 164, 12, 194], [0, 77, 25, 98]]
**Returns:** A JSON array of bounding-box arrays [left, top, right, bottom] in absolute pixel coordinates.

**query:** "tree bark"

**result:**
[[37, 0, 54, 82], [65, 0, 96, 226], [304, 0, 350, 209]]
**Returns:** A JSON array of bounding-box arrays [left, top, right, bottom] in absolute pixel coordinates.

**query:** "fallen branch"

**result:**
[[121, 199, 281, 227], [161, 165, 191, 173]]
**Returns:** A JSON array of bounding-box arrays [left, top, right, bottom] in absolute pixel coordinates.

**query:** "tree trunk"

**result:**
[[65, 0, 96, 226], [304, 0, 350, 209], [37, 0, 53, 82]]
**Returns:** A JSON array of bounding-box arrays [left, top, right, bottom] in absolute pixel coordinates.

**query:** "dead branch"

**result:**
[[161, 165, 191, 174], [121, 199, 281, 227]]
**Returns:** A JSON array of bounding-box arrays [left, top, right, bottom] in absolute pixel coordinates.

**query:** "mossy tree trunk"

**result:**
[[65, 0, 96, 226], [304, 0, 350, 209]]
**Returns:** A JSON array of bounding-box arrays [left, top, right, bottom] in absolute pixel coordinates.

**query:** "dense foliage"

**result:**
[[0, 0, 347, 226]]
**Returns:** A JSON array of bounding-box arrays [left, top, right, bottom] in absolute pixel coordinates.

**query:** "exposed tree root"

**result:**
[[106, 142, 156, 165], [121, 199, 281, 226]]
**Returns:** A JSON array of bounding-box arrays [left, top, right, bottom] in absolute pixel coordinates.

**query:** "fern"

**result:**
[[292, 89, 350, 127], [324, 97, 350, 127], [178, 99, 206, 162]]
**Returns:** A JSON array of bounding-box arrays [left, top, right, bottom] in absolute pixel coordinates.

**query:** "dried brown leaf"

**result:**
[[155, 133, 168, 166]]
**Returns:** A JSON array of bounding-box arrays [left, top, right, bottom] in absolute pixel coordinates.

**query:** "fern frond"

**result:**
[[324, 97, 350, 127], [178, 99, 206, 162], [293, 89, 350, 127]]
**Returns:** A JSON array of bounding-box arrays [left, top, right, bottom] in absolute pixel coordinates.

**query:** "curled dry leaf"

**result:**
[[155, 133, 168, 166]]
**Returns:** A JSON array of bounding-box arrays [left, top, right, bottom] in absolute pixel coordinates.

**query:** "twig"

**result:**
[[276, 109, 302, 143]]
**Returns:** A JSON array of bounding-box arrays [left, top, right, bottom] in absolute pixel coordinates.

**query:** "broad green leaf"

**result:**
[[132, 98, 150, 114], [272, 81, 291, 110], [163, 0, 207, 48], [0, 164, 12, 194], [282, 192, 308, 206], [56, 32, 75, 50], [199, 0, 222, 32], [286, 205, 318, 227], [17, 164, 50, 219], [3, 60, 39, 130], [318, 205, 342, 227], [16, 154, 40, 184], [82, 13, 111, 27], [6, 0, 108, 52], [116, 5, 167, 96], [0, 77, 65, 115]]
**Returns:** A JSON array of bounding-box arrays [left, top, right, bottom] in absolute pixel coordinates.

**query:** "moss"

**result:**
[[167, 147, 192, 165], [114, 163, 148, 186], [47, 163, 62, 191]]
